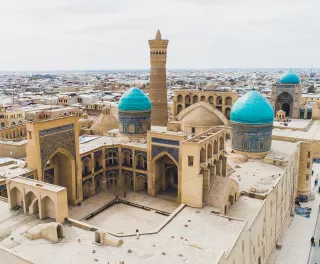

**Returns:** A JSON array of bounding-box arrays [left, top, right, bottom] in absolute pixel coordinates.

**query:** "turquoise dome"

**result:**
[[231, 90, 274, 124], [118, 87, 151, 111], [279, 70, 300, 84]]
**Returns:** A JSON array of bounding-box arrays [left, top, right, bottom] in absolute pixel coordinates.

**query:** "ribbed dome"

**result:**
[[118, 87, 151, 111], [181, 106, 223, 126], [279, 70, 300, 84], [231, 90, 274, 124]]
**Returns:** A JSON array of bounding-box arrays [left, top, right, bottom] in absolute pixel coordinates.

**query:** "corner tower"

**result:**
[[148, 30, 169, 126]]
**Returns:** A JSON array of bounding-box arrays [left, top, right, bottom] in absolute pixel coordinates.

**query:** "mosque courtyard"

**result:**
[[69, 191, 179, 234]]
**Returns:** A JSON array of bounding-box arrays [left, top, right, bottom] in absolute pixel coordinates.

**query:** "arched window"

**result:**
[[208, 96, 214, 104], [225, 97, 232, 105], [185, 95, 191, 107], [136, 154, 147, 170], [200, 147, 206, 163], [122, 151, 133, 167], [106, 151, 118, 166], [177, 95, 183, 103], [219, 137, 224, 150], [193, 95, 198, 104]]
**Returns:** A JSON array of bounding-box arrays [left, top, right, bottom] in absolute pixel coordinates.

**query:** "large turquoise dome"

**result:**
[[118, 87, 151, 111], [231, 90, 274, 124], [279, 70, 300, 84]]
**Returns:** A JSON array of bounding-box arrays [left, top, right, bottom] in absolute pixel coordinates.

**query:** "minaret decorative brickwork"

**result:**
[[148, 30, 169, 126]]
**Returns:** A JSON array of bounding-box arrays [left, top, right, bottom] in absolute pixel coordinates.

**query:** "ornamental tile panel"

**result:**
[[94, 150, 102, 158], [39, 129, 76, 172], [151, 137, 180, 146], [81, 154, 91, 161], [136, 173, 148, 180], [105, 148, 118, 154], [152, 145, 179, 163], [121, 148, 133, 155], [39, 124, 74, 137], [135, 150, 147, 157]]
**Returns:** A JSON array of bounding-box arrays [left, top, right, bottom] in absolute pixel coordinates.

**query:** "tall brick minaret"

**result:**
[[148, 30, 169, 126]]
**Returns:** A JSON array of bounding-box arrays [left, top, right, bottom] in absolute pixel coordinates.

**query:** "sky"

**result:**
[[0, 0, 319, 71]]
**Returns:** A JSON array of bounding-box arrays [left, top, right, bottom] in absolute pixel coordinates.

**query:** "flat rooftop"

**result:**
[[273, 118, 312, 130], [228, 140, 298, 194], [79, 135, 147, 155], [227, 196, 264, 222], [0, 159, 35, 179], [0, 202, 245, 264], [273, 120, 320, 141]]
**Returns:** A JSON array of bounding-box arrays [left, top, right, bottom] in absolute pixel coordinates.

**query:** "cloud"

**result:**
[[0, 0, 319, 70]]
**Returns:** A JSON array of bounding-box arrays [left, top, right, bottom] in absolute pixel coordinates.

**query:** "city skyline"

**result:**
[[0, 0, 319, 71]]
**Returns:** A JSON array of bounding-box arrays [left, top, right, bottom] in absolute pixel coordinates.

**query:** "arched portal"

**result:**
[[177, 104, 183, 114], [153, 153, 179, 200], [307, 111, 312, 119], [300, 111, 304, 119], [10, 187, 23, 209], [276, 92, 293, 117], [43, 149, 75, 203], [41, 196, 55, 220], [281, 102, 290, 117], [25, 191, 39, 214]]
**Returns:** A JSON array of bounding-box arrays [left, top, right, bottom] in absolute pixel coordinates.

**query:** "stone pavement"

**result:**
[[272, 164, 320, 264], [68, 190, 179, 221]]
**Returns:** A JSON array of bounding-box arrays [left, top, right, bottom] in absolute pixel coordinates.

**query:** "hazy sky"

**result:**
[[0, 0, 319, 71]]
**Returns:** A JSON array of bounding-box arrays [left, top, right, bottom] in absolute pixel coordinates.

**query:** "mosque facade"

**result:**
[[0, 30, 318, 264], [271, 69, 313, 119]]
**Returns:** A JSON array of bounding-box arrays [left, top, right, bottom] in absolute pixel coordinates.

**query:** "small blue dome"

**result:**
[[231, 90, 274, 124], [279, 70, 300, 84], [118, 87, 151, 111]]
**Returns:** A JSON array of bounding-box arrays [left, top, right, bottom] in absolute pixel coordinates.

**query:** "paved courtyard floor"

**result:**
[[86, 203, 167, 234], [69, 190, 179, 234], [273, 119, 312, 130]]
